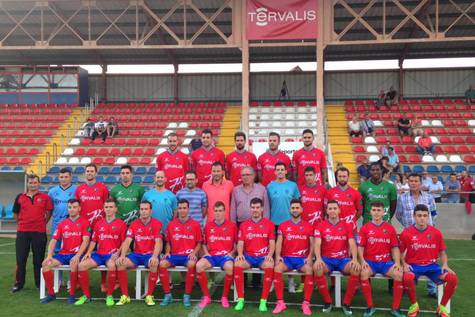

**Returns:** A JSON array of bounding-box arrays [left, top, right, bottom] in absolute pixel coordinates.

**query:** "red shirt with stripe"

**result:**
[[156, 150, 190, 193], [358, 221, 398, 262], [292, 147, 327, 186], [399, 225, 446, 266], [165, 218, 202, 256], [53, 217, 90, 254], [257, 150, 292, 187], [299, 183, 327, 226], [13, 192, 53, 232], [190, 146, 226, 187], [127, 218, 163, 255], [204, 220, 237, 256], [278, 219, 313, 257], [314, 219, 354, 259], [238, 217, 275, 257], [225, 150, 257, 186], [92, 218, 128, 255], [75, 182, 109, 226]]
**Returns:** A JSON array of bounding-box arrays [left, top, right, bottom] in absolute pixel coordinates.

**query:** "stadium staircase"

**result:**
[[217, 106, 241, 154]]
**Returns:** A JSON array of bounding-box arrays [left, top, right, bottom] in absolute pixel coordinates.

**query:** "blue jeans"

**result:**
[[416, 144, 435, 155]]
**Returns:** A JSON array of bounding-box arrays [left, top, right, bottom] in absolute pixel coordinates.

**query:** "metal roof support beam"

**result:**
[[140, 0, 181, 45], [46, 3, 85, 44], [95, 3, 132, 43], [188, 0, 231, 44], [388, 0, 433, 39], [335, 0, 380, 41], [0, 5, 37, 45], [444, 0, 475, 34]]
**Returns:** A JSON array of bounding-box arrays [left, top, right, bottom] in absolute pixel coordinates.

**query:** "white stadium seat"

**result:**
[[182, 148, 190, 155], [430, 136, 440, 144], [155, 148, 166, 155], [80, 157, 91, 165], [69, 138, 80, 145], [431, 120, 443, 126], [435, 155, 448, 163], [422, 155, 434, 163], [369, 154, 380, 162], [116, 157, 128, 165], [178, 122, 188, 128], [364, 136, 376, 144], [167, 122, 178, 129], [374, 120, 383, 127], [56, 157, 68, 165], [185, 130, 196, 136], [160, 138, 168, 145], [366, 145, 379, 153], [62, 148, 74, 156], [468, 120, 475, 127], [449, 155, 462, 163], [182, 138, 191, 145], [68, 157, 80, 164]]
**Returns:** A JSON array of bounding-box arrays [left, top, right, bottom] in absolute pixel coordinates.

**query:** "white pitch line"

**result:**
[[449, 258, 475, 261], [0, 252, 15, 255], [0, 242, 15, 247]]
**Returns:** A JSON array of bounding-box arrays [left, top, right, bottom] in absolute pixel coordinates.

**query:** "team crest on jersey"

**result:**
[[259, 224, 264, 229], [299, 226, 304, 231], [210, 228, 215, 233], [338, 227, 343, 231], [346, 194, 352, 198], [383, 229, 388, 234], [223, 227, 228, 232], [149, 227, 152, 231], [94, 188, 98, 192], [112, 226, 116, 231], [38, 198, 42, 202], [186, 226, 191, 231], [427, 234, 432, 240], [64, 225, 70, 230]]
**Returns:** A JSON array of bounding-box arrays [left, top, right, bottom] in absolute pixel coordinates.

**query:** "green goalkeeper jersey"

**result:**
[[110, 183, 145, 225], [358, 179, 397, 223]]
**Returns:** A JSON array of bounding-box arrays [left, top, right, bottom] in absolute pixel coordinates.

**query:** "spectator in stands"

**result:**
[[379, 140, 393, 157], [421, 171, 432, 191], [397, 113, 411, 136], [379, 156, 391, 177], [360, 113, 375, 137], [92, 116, 108, 142], [416, 131, 435, 156], [394, 173, 409, 194], [106, 116, 119, 138], [460, 171, 474, 215], [387, 147, 399, 172], [348, 116, 363, 137], [82, 118, 95, 138], [385, 86, 398, 106], [465, 85, 475, 105], [357, 158, 371, 183], [445, 173, 461, 203], [428, 175, 444, 203], [376, 89, 386, 109], [411, 117, 423, 137]]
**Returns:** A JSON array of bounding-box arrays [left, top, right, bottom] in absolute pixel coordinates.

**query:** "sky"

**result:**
[[79, 57, 475, 74]]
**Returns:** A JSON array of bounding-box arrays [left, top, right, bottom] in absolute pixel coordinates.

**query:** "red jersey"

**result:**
[[358, 221, 398, 262], [278, 219, 313, 257], [13, 192, 53, 232], [400, 225, 446, 266], [166, 218, 202, 256], [238, 217, 275, 257], [92, 218, 128, 255], [299, 184, 326, 226], [225, 150, 257, 186], [156, 150, 190, 193], [325, 186, 362, 230], [191, 146, 226, 187], [53, 217, 90, 255], [292, 147, 327, 186], [315, 219, 354, 259], [461, 176, 474, 193], [257, 151, 292, 186], [75, 182, 109, 226], [204, 220, 237, 256], [127, 218, 162, 255]]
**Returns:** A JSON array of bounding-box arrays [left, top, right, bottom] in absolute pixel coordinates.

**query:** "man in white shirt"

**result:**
[[427, 175, 443, 203], [348, 117, 363, 137], [92, 116, 108, 142]]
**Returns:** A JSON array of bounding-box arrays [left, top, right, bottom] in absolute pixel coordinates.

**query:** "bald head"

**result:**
[[155, 170, 166, 187]]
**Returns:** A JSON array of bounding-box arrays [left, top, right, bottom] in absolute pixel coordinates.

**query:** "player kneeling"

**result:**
[[272, 199, 314, 315], [74, 198, 127, 306], [234, 197, 275, 312], [41, 199, 90, 304], [400, 204, 458, 317], [196, 201, 237, 308], [159, 199, 202, 307], [356, 202, 405, 317], [115, 201, 163, 306], [313, 200, 361, 315]]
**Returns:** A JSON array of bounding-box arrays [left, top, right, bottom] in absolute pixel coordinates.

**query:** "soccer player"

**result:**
[[292, 129, 327, 187], [257, 132, 291, 187], [75, 198, 128, 306], [326, 167, 362, 230], [359, 162, 397, 224], [75, 163, 109, 227], [400, 204, 458, 317], [190, 128, 226, 188], [225, 131, 257, 186], [110, 165, 145, 225], [156, 132, 190, 193], [115, 201, 163, 306], [196, 201, 237, 308], [159, 199, 202, 307], [40, 199, 90, 304], [272, 199, 314, 315], [313, 200, 360, 315], [234, 197, 275, 312], [357, 202, 405, 317], [300, 166, 326, 226]]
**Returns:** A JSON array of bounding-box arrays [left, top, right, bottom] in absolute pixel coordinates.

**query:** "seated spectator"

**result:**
[[379, 156, 391, 176], [416, 131, 435, 156], [360, 113, 375, 137], [348, 117, 363, 137], [421, 171, 432, 191], [387, 147, 399, 172], [376, 89, 386, 109], [445, 173, 461, 203], [397, 113, 411, 136], [385, 86, 398, 106], [394, 173, 409, 194], [106, 116, 119, 137], [465, 85, 475, 105], [92, 116, 107, 142], [379, 140, 392, 157], [411, 117, 423, 137], [357, 158, 371, 183], [428, 175, 443, 203], [82, 118, 94, 138]]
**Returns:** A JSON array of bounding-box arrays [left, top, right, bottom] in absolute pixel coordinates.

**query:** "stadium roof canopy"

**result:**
[[0, 0, 474, 65]]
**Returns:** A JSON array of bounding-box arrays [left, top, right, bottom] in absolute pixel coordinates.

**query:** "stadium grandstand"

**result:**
[[0, 0, 474, 316]]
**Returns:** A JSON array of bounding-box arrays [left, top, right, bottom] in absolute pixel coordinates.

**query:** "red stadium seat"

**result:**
[[128, 158, 140, 165], [104, 157, 115, 165], [92, 157, 104, 165], [465, 155, 475, 163], [121, 148, 132, 156], [389, 137, 401, 144], [139, 158, 152, 165], [439, 136, 451, 144], [20, 158, 32, 165], [398, 155, 408, 163], [111, 148, 120, 156], [353, 146, 365, 153], [453, 136, 464, 143], [444, 146, 456, 154], [458, 145, 470, 153], [409, 155, 421, 163], [86, 148, 97, 156]]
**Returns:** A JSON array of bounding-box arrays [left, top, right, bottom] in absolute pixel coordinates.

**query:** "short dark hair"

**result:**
[[335, 167, 350, 177], [370, 201, 384, 209], [234, 131, 246, 140], [214, 201, 225, 210], [269, 132, 281, 140], [68, 198, 80, 205], [326, 200, 340, 208], [450, 173, 457, 177], [408, 173, 421, 181], [27, 174, 40, 182], [85, 163, 98, 172], [178, 198, 190, 207], [202, 128, 213, 136], [388, 147, 394, 151], [290, 198, 302, 206], [105, 198, 117, 206], [59, 167, 72, 175], [121, 164, 133, 173], [302, 129, 314, 136], [370, 161, 382, 169], [275, 162, 287, 170], [304, 166, 316, 173], [185, 170, 197, 177], [140, 200, 153, 209], [413, 204, 429, 214], [250, 197, 263, 207], [212, 161, 224, 170]]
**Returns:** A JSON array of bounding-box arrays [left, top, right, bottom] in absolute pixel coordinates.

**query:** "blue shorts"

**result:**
[[53, 253, 76, 265], [204, 255, 233, 269], [283, 257, 306, 270], [367, 260, 394, 276], [322, 256, 351, 273], [410, 263, 445, 285], [244, 255, 265, 268], [127, 252, 153, 268], [165, 254, 189, 267], [91, 252, 113, 266]]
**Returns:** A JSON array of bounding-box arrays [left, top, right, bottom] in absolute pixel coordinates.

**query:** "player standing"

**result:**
[[272, 199, 314, 315], [156, 132, 190, 193], [292, 129, 327, 187], [257, 132, 291, 187], [225, 131, 257, 186], [190, 129, 225, 188], [300, 166, 326, 226]]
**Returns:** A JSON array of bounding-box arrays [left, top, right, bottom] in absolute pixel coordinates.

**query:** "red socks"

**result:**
[[261, 268, 274, 300], [197, 271, 210, 297], [101, 271, 106, 285], [315, 275, 332, 304], [441, 272, 458, 306], [185, 267, 196, 295], [343, 274, 360, 306], [146, 271, 158, 296], [303, 274, 314, 302], [107, 271, 117, 296], [70, 271, 78, 296], [360, 279, 373, 307], [392, 280, 404, 310], [234, 266, 245, 298], [403, 272, 417, 304], [222, 273, 233, 298], [159, 267, 171, 294], [43, 270, 54, 296], [117, 270, 129, 296], [78, 271, 90, 298], [274, 272, 284, 300]]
